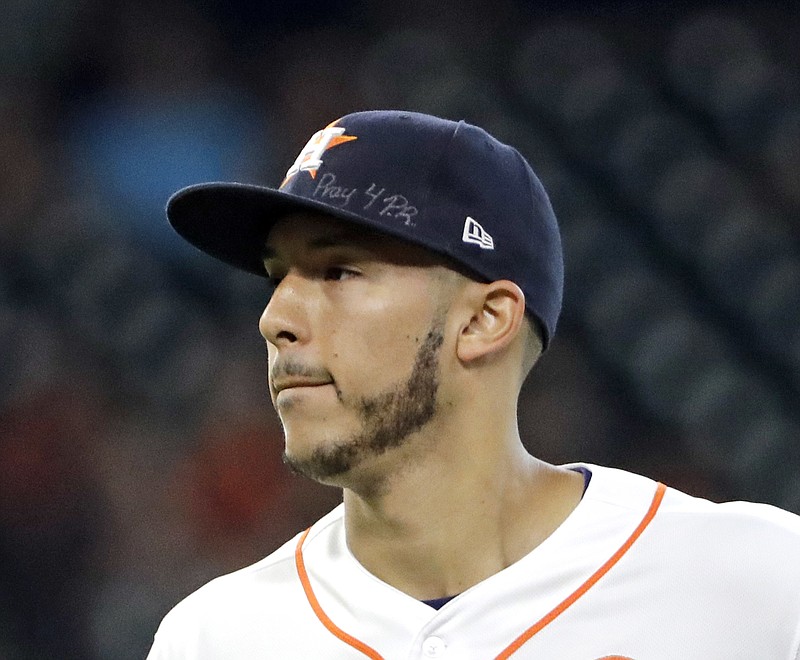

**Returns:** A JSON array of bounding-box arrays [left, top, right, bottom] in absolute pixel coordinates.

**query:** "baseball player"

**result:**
[[148, 111, 800, 659]]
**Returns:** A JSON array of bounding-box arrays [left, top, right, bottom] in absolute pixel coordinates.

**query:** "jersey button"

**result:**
[[422, 636, 447, 658]]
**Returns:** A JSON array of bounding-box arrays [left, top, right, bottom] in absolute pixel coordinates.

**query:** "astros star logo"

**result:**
[[280, 120, 358, 187]]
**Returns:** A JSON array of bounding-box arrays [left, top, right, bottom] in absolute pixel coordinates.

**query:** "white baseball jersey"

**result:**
[[147, 465, 800, 659]]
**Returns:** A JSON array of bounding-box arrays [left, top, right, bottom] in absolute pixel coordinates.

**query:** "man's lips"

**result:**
[[270, 360, 335, 397], [272, 378, 332, 394]]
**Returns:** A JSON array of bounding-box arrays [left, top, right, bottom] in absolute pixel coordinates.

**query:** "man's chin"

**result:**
[[282, 446, 394, 498], [281, 441, 360, 483]]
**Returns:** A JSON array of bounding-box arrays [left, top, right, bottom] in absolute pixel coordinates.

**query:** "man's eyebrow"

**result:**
[[262, 229, 382, 262], [307, 230, 379, 250]]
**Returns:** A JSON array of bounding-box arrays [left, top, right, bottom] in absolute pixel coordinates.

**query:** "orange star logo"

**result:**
[[280, 120, 357, 187]]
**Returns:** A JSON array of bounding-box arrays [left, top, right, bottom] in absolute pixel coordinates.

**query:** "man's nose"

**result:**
[[259, 272, 310, 347]]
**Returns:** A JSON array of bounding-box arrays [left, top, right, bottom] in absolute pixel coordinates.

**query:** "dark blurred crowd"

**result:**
[[1, 1, 798, 657]]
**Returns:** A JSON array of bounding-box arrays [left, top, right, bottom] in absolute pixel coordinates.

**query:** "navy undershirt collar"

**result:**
[[421, 466, 593, 610]]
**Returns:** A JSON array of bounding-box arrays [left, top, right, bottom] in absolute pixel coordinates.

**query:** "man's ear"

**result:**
[[456, 280, 526, 365]]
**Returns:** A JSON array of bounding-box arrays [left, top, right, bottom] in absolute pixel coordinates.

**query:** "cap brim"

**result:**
[[167, 182, 396, 276]]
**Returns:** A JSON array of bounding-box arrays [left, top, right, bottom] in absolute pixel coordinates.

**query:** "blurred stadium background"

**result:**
[[1, 0, 798, 657]]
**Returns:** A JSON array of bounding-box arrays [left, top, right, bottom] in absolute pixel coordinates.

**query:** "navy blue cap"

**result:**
[[167, 110, 563, 348]]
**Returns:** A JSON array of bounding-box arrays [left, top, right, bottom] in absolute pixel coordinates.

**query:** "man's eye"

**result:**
[[324, 267, 358, 281]]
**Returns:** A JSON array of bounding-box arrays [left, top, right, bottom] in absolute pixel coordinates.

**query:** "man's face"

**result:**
[[259, 212, 453, 488]]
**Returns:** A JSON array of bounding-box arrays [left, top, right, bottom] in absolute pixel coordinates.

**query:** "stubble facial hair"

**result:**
[[281, 323, 444, 484]]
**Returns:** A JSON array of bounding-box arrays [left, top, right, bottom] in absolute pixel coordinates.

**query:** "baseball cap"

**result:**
[[167, 110, 563, 348]]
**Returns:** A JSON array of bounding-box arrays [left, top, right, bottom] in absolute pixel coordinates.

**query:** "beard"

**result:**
[[281, 323, 444, 486]]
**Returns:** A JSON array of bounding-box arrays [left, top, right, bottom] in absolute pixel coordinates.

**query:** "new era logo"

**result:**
[[462, 216, 494, 250]]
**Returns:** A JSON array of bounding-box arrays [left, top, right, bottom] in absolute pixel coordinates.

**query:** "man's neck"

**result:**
[[342, 445, 585, 601]]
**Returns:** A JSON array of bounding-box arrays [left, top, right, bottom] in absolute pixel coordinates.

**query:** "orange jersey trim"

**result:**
[[295, 527, 385, 659], [496, 482, 667, 659], [295, 482, 667, 659]]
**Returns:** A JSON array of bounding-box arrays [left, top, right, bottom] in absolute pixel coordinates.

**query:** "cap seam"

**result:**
[[511, 145, 551, 346], [414, 119, 464, 239]]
